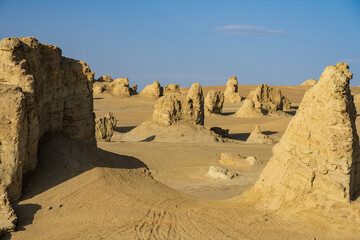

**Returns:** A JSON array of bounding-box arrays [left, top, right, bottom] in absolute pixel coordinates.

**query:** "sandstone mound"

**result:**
[[300, 78, 317, 86], [95, 112, 117, 142], [139, 81, 163, 98], [207, 166, 239, 180], [163, 84, 180, 95], [234, 99, 264, 118], [123, 83, 220, 143], [224, 76, 242, 103], [251, 84, 291, 114], [241, 63, 360, 210], [0, 37, 95, 233], [246, 125, 276, 144], [205, 90, 224, 115]]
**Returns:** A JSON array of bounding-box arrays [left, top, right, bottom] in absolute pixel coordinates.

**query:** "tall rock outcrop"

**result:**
[[205, 90, 224, 115], [182, 83, 204, 125], [0, 37, 95, 203], [242, 63, 360, 210], [251, 84, 291, 113], [224, 76, 242, 103], [151, 95, 182, 125]]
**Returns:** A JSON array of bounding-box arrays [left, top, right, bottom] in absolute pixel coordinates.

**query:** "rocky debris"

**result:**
[[219, 153, 261, 167], [224, 76, 242, 103], [234, 99, 264, 118], [251, 84, 291, 113], [130, 84, 138, 95], [151, 95, 182, 126], [164, 84, 180, 94], [0, 189, 17, 234], [112, 78, 131, 97], [353, 94, 360, 104], [182, 83, 205, 125], [242, 63, 359, 210], [140, 81, 163, 98], [205, 90, 224, 115], [210, 127, 229, 138], [95, 112, 117, 142], [246, 125, 276, 144], [0, 37, 96, 233], [208, 166, 239, 180], [98, 75, 112, 83], [301, 78, 317, 86]]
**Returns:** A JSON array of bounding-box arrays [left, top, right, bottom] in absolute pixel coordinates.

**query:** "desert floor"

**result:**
[[6, 85, 360, 239]]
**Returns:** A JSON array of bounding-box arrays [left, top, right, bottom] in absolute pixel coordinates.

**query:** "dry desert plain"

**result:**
[[7, 84, 360, 240]]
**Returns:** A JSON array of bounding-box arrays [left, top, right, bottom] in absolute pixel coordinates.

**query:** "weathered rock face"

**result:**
[[205, 90, 224, 115], [112, 78, 131, 97], [0, 85, 27, 201], [246, 124, 275, 144], [234, 99, 264, 118], [140, 81, 163, 98], [207, 166, 239, 180], [182, 83, 204, 125], [151, 95, 182, 126], [301, 78, 317, 86], [164, 84, 180, 94], [0, 37, 95, 202], [252, 84, 291, 112], [243, 63, 359, 209], [95, 113, 117, 142], [224, 76, 242, 103], [98, 75, 112, 83], [0, 189, 17, 234]]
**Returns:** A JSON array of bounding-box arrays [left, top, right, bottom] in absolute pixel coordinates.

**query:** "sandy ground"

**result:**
[[6, 85, 360, 239]]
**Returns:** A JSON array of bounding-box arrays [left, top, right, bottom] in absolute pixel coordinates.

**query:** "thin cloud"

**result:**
[[342, 58, 360, 64], [214, 25, 286, 35]]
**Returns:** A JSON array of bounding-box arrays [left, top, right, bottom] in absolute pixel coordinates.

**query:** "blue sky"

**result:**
[[1, 0, 359, 90]]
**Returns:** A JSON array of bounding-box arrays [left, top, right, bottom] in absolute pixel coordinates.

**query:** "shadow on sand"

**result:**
[[10, 134, 148, 233], [229, 131, 278, 141], [115, 126, 137, 133]]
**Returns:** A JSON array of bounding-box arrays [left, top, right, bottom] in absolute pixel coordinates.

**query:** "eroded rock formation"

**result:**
[[112, 78, 131, 97], [224, 76, 242, 103], [98, 75, 113, 83], [182, 83, 204, 125], [301, 78, 317, 86], [140, 81, 163, 98], [151, 95, 182, 126], [95, 112, 117, 142], [246, 124, 275, 144], [205, 90, 224, 115], [250, 84, 291, 114], [0, 37, 96, 232], [242, 63, 359, 210], [164, 84, 180, 94], [234, 99, 264, 118]]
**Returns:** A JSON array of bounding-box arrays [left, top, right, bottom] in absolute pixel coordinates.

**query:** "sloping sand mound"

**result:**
[[121, 119, 220, 143]]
